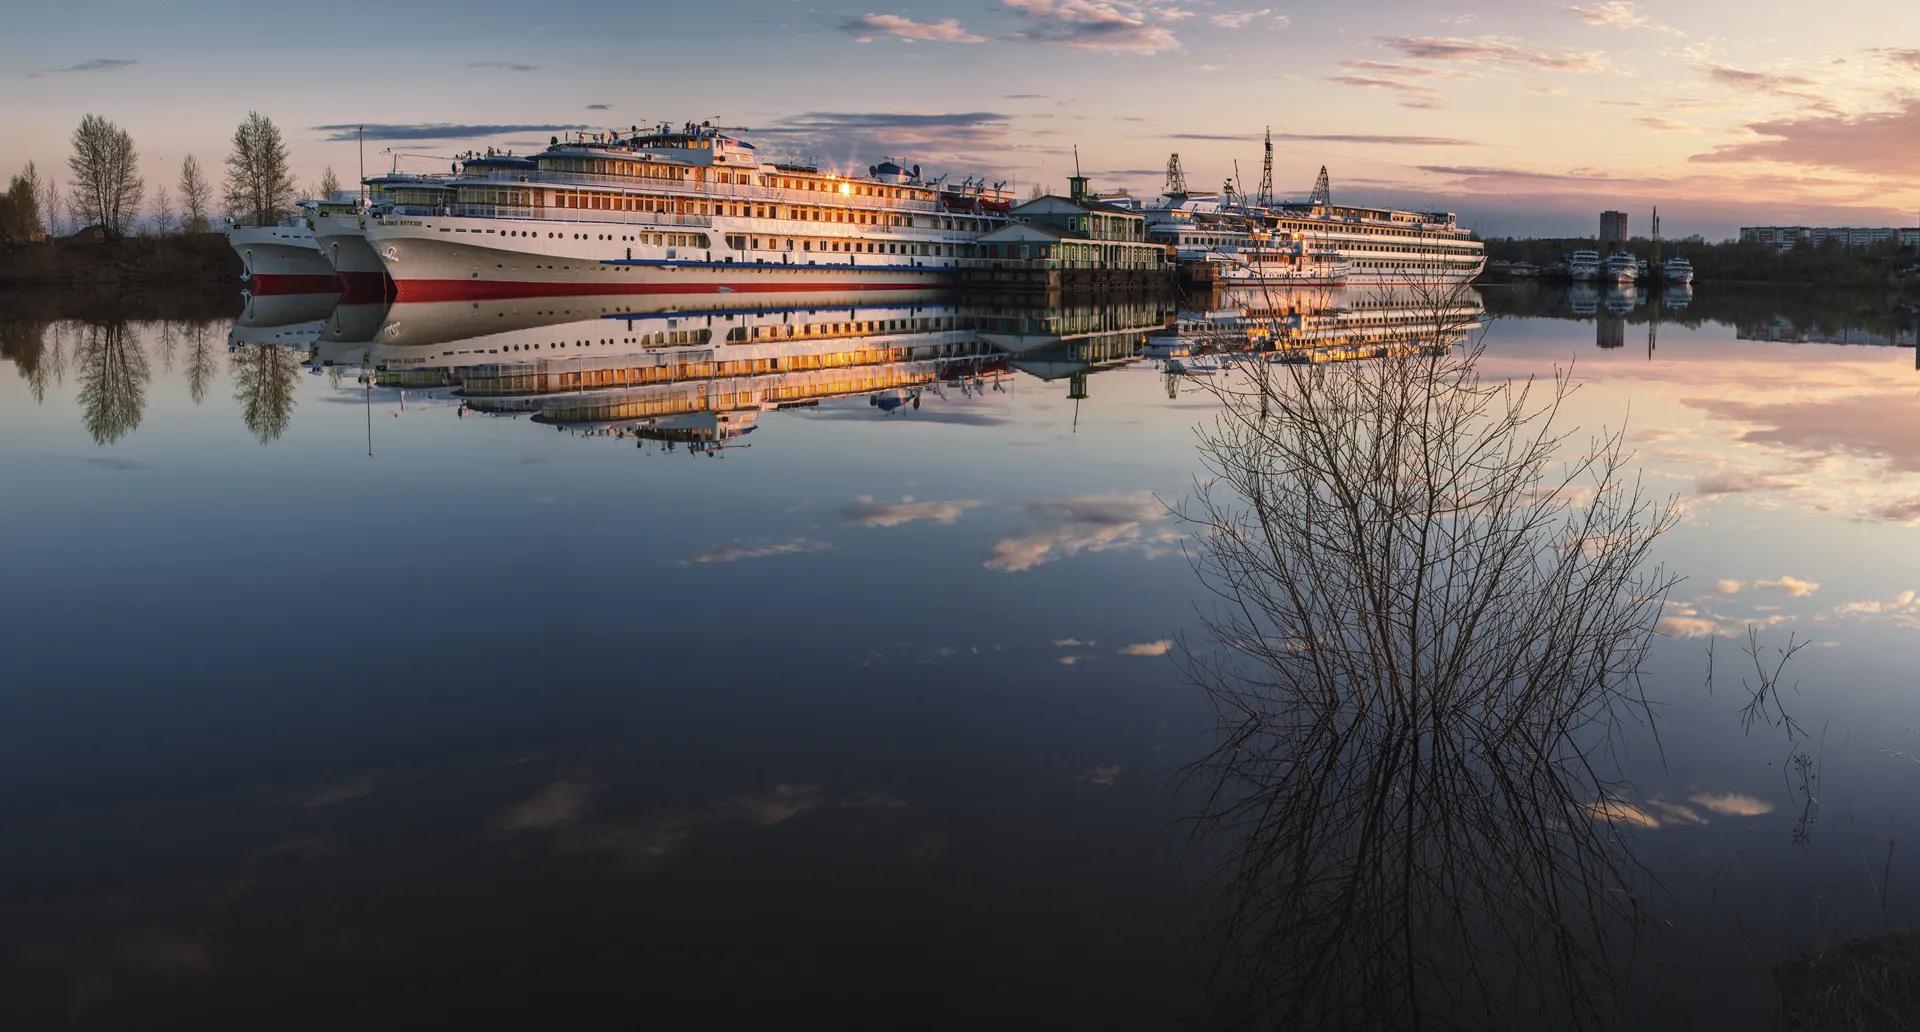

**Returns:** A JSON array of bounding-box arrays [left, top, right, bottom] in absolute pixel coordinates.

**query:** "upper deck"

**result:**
[[452, 122, 1003, 218]]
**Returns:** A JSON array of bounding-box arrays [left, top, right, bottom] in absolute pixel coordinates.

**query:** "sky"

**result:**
[[3, 0, 1918, 238]]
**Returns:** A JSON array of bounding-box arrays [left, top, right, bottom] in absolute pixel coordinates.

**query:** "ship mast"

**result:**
[[1256, 126, 1273, 207]]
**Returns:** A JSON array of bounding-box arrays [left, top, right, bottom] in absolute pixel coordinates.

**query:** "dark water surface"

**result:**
[[2, 283, 1918, 1028]]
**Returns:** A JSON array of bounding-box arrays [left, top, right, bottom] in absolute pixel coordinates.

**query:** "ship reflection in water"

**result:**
[[215, 285, 1496, 448]]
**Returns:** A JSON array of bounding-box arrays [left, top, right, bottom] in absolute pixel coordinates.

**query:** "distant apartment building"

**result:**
[[1599, 210, 1628, 245], [1740, 226, 1914, 251]]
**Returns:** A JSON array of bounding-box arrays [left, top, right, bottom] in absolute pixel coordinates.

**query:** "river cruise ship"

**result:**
[[1143, 198, 1348, 286], [362, 123, 1014, 301], [228, 203, 336, 294], [1567, 250, 1602, 282], [310, 175, 458, 298], [1253, 201, 1483, 284], [1137, 172, 1481, 285]]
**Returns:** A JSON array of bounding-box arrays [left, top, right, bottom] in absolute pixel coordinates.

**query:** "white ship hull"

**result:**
[[229, 224, 335, 294], [365, 212, 956, 302], [311, 210, 389, 298]]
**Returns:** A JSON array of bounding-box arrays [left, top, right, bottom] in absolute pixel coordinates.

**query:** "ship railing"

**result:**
[[958, 257, 1170, 271], [473, 169, 946, 213], [420, 204, 716, 228]]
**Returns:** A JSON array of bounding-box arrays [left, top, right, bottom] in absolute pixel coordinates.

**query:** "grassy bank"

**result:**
[[0, 232, 242, 288]]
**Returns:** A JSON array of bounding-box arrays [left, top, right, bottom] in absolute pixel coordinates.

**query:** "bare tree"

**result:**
[[67, 114, 143, 238], [318, 166, 341, 200], [178, 154, 211, 234], [223, 112, 297, 227], [148, 184, 176, 235], [38, 171, 64, 236], [1179, 281, 1679, 1031]]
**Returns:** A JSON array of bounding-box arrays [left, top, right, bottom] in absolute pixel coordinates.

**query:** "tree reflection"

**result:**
[[182, 323, 216, 405], [228, 343, 302, 443], [76, 321, 149, 445], [153, 320, 178, 372], [1181, 282, 1678, 1031], [1, 314, 50, 401]]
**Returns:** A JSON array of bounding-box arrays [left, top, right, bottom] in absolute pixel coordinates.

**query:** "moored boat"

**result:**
[[1603, 251, 1639, 285], [363, 123, 1013, 302], [1567, 250, 1602, 282], [228, 203, 335, 294]]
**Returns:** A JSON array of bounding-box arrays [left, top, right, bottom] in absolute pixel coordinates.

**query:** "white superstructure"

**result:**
[[1567, 250, 1602, 282], [1143, 197, 1350, 286], [362, 123, 1014, 302], [1604, 251, 1639, 285], [1256, 200, 1484, 284]]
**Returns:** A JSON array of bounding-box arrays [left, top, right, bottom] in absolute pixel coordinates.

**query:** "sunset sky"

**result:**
[[4, 0, 1917, 238]]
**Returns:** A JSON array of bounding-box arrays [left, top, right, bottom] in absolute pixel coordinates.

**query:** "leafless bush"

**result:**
[[1178, 279, 1680, 1030]]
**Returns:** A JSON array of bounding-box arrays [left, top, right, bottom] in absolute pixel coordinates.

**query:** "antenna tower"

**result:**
[[1650, 206, 1662, 266], [1256, 126, 1274, 207], [1308, 165, 1331, 208], [1164, 153, 1188, 197]]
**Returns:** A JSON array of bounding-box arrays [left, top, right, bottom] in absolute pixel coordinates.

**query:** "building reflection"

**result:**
[[970, 295, 1174, 396]]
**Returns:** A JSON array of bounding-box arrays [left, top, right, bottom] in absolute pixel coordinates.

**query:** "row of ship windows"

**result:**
[[1273, 221, 1460, 238], [471, 190, 992, 232], [1344, 243, 1482, 255], [543, 159, 933, 201], [464, 318, 955, 356], [443, 227, 712, 248], [722, 235, 942, 256]]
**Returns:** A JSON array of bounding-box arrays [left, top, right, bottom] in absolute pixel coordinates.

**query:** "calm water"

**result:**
[[2, 283, 1918, 1028]]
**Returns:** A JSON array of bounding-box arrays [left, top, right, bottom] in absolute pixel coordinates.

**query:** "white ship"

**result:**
[[1209, 232, 1351, 286], [1661, 257, 1695, 285], [1256, 202, 1483, 284], [309, 174, 454, 298], [1567, 250, 1602, 282], [228, 202, 336, 294], [1140, 170, 1472, 284], [1603, 251, 1639, 285], [362, 123, 1013, 302]]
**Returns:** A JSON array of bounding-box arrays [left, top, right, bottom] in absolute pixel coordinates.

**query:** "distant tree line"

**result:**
[[2, 110, 335, 243], [1483, 235, 1919, 288]]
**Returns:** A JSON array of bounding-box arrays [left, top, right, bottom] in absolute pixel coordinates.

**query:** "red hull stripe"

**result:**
[[390, 278, 946, 303], [336, 271, 393, 302], [248, 274, 340, 295]]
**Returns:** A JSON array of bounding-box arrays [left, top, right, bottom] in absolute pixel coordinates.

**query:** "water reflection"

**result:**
[[76, 322, 149, 445], [5, 281, 1920, 1027], [1181, 285, 1676, 1029], [183, 322, 217, 405], [229, 343, 304, 443]]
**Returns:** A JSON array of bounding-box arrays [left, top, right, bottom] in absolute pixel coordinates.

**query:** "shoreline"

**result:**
[[0, 233, 242, 289]]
